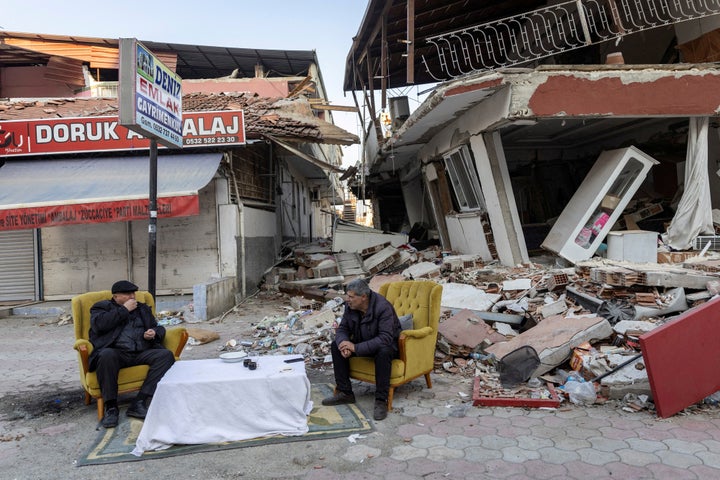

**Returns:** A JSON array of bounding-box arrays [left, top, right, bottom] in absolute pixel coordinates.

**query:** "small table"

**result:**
[[132, 355, 312, 456]]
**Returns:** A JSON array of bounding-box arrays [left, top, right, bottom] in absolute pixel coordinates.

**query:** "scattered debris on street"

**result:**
[[123, 232, 720, 418]]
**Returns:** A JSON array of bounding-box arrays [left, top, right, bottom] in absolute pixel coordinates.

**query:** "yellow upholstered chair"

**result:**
[[71, 290, 188, 419], [349, 280, 443, 409]]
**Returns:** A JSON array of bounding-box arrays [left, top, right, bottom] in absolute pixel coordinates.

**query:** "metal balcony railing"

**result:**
[[423, 0, 720, 81]]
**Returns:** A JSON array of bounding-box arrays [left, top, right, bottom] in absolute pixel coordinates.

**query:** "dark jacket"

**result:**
[[335, 291, 401, 357], [88, 299, 167, 371]]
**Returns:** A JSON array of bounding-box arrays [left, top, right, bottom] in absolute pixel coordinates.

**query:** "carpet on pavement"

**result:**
[[78, 383, 372, 466]]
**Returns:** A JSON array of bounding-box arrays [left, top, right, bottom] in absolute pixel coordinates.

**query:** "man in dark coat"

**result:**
[[90, 280, 175, 428], [322, 278, 401, 421]]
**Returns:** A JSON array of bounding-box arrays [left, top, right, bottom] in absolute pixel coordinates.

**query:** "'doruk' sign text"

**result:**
[[0, 110, 245, 157]]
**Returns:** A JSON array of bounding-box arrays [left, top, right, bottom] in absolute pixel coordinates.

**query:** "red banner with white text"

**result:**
[[0, 196, 198, 231]]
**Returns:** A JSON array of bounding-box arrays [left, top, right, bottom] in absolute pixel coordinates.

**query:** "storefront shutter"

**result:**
[[0, 229, 37, 302]]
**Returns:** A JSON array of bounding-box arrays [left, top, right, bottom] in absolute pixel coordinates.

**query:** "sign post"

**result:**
[[119, 38, 183, 298]]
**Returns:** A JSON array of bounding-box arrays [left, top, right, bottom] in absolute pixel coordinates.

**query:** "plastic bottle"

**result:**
[[564, 371, 584, 384], [468, 352, 496, 364]]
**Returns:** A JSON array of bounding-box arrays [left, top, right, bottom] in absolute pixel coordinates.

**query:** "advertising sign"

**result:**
[[0, 196, 198, 232], [0, 110, 244, 157], [119, 38, 183, 148]]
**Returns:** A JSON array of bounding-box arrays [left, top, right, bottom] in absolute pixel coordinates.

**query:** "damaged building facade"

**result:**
[[343, 0, 720, 266], [0, 31, 357, 302]]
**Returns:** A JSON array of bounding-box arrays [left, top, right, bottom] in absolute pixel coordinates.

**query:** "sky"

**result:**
[[1, 0, 370, 166]]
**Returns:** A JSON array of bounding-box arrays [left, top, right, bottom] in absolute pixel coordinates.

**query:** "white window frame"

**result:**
[[442, 145, 486, 212]]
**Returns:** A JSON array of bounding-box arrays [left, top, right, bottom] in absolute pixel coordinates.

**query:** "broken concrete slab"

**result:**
[[474, 311, 524, 325], [613, 320, 659, 336], [584, 261, 719, 289], [335, 252, 366, 276], [332, 219, 408, 252], [441, 282, 502, 312], [502, 278, 532, 290], [540, 297, 568, 318], [363, 245, 401, 274], [402, 261, 442, 279], [633, 287, 687, 320], [438, 309, 507, 350], [599, 354, 651, 400], [392, 249, 416, 269], [485, 314, 614, 377], [442, 254, 483, 271], [282, 276, 345, 286]]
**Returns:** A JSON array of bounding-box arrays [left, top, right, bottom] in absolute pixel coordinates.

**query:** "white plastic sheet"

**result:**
[[664, 117, 714, 249]]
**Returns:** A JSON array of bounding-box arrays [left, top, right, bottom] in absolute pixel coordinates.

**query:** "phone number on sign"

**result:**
[[184, 136, 239, 146]]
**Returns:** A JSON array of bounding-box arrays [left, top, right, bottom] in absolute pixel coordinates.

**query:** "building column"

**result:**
[[469, 132, 529, 265]]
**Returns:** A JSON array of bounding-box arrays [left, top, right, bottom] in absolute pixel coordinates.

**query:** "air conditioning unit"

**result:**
[[692, 235, 720, 251]]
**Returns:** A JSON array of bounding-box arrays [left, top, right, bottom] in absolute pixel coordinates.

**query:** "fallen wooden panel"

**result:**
[[472, 377, 561, 408], [639, 297, 720, 418]]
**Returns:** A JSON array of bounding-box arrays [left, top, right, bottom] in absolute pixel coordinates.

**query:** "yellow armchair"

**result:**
[[349, 280, 443, 409], [71, 290, 188, 419]]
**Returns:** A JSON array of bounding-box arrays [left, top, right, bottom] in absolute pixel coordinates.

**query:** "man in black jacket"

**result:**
[[322, 279, 401, 421], [90, 280, 175, 428]]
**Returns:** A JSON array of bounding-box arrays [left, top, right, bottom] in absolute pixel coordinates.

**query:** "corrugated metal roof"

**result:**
[[0, 30, 317, 80]]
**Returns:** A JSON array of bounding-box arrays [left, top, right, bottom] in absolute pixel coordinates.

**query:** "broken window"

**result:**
[[443, 145, 486, 212]]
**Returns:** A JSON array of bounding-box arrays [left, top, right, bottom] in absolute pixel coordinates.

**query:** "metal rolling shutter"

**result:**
[[0, 229, 37, 302]]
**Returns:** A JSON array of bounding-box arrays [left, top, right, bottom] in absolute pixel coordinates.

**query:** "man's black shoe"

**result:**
[[127, 400, 148, 419], [101, 407, 119, 428], [373, 400, 388, 421], [321, 391, 356, 406]]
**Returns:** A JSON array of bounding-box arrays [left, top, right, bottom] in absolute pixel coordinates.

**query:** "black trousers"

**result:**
[[330, 341, 397, 402], [94, 347, 175, 403]]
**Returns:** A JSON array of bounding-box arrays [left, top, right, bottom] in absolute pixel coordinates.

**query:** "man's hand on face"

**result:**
[[123, 298, 137, 312]]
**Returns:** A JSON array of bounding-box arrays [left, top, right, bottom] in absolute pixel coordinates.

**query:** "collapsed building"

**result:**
[[243, 0, 720, 417], [341, 0, 720, 266]]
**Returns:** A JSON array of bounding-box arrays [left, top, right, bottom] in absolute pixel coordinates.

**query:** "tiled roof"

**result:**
[[0, 93, 359, 146]]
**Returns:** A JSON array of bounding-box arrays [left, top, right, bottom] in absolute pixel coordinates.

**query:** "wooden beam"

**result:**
[[366, 51, 376, 118], [288, 75, 313, 97], [407, 0, 415, 84], [381, 14, 388, 110], [310, 104, 359, 113], [355, 0, 396, 68]]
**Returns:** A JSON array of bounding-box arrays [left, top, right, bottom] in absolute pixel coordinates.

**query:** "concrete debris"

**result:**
[[252, 236, 720, 415], [440, 283, 502, 312], [402, 261, 442, 279]]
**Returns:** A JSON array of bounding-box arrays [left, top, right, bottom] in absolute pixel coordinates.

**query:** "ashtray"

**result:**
[[219, 351, 248, 363]]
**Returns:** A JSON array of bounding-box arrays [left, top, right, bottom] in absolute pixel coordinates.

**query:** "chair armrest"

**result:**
[[73, 339, 92, 373], [163, 327, 189, 359], [400, 326, 433, 339], [398, 327, 436, 362]]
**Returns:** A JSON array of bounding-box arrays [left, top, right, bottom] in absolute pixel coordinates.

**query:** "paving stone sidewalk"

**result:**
[[2, 297, 720, 479]]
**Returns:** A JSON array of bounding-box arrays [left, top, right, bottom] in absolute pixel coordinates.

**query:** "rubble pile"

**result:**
[[215, 238, 720, 415]]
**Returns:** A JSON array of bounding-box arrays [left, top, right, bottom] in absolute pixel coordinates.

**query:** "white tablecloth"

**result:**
[[132, 355, 312, 456]]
